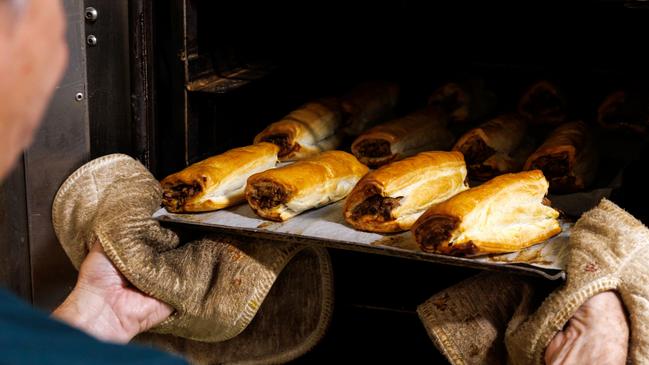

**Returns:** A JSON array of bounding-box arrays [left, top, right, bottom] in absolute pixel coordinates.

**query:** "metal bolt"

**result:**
[[75, 92, 84, 101], [85, 7, 98, 22], [87, 35, 97, 46]]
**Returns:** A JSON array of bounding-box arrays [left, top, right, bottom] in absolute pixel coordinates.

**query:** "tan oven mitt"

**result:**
[[51, 154, 333, 353], [417, 272, 535, 365], [136, 246, 333, 365], [506, 198, 649, 364]]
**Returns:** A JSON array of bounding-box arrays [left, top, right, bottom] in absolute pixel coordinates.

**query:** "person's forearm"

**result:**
[[52, 285, 134, 344]]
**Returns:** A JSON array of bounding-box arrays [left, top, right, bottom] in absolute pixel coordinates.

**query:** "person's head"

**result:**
[[0, 0, 68, 179]]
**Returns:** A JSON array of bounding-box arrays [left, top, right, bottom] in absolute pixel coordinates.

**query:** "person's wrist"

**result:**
[[52, 284, 135, 344]]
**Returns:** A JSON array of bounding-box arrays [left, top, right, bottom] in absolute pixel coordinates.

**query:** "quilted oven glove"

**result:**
[[506, 198, 649, 364], [51, 154, 333, 350], [417, 272, 535, 365]]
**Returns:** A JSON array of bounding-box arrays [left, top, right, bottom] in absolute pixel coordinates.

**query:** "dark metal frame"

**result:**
[[129, 0, 157, 172], [0, 158, 31, 301], [0, 0, 160, 308], [23, 0, 91, 309]]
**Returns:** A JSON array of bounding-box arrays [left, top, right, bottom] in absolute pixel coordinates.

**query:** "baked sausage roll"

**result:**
[[344, 151, 468, 233], [161, 143, 279, 213], [246, 151, 369, 221], [523, 121, 597, 193], [412, 170, 561, 256], [452, 114, 530, 181], [341, 81, 400, 136], [427, 80, 497, 124], [597, 90, 649, 134], [518, 80, 567, 125], [254, 98, 343, 161], [351, 106, 454, 168]]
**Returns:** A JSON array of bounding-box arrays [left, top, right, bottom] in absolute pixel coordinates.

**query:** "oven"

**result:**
[[1, 0, 648, 363]]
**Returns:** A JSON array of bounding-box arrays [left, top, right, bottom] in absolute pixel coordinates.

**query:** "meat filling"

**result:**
[[163, 182, 202, 210], [523, 89, 564, 118], [351, 194, 402, 222], [430, 89, 463, 114], [469, 164, 499, 181], [530, 153, 570, 178], [461, 137, 495, 165], [356, 139, 392, 158], [414, 215, 460, 253], [261, 134, 295, 157], [249, 182, 288, 209], [601, 102, 648, 127], [530, 153, 577, 192]]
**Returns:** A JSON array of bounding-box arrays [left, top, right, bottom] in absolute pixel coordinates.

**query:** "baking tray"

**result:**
[[154, 201, 571, 280]]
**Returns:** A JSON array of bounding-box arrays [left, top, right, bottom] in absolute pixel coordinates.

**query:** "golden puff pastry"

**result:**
[[246, 151, 369, 221], [518, 80, 567, 125], [351, 106, 454, 168], [524, 121, 597, 193], [428, 80, 497, 124], [344, 151, 468, 233], [254, 98, 343, 161], [452, 114, 531, 180], [341, 81, 400, 136], [161, 143, 279, 213], [597, 90, 649, 134], [412, 170, 561, 256]]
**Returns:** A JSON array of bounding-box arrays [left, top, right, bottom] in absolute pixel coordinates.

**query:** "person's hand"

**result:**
[[544, 291, 629, 365], [0, 0, 68, 177], [53, 242, 174, 343]]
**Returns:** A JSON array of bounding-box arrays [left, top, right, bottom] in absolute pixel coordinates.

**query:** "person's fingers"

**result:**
[[89, 240, 106, 255], [544, 291, 629, 365], [125, 289, 174, 332], [545, 325, 582, 365], [545, 330, 566, 364]]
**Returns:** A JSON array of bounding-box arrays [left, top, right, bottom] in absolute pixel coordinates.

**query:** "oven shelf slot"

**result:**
[[186, 66, 273, 94]]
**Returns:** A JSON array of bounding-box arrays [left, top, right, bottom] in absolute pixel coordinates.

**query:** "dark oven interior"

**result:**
[[147, 1, 648, 362], [154, 1, 649, 175]]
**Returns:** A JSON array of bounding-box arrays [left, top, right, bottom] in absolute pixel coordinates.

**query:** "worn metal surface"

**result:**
[[0, 158, 31, 301], [85, 0, 132, 159], [185, 66, 273, 94], [23, 0, 90, 309], [130, 0, 157, 172], [19, 0, 149, 309], [152, 0, 187, 177]]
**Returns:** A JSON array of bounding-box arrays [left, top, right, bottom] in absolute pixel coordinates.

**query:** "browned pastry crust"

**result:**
[[412, 170, 561, 256], [246, 151, 369, 221], [254, 99, 343, 161], [341, 81, 400, 136], [351, 106, 454, 168], [518, 80, 567, 125], [161, 143, 280, 213], [452, 114, 530, 181], [597, 90, 649, 134], [523, 121, 597, 193], [344, 151, 468, 233], [428, 80, 497, 124]]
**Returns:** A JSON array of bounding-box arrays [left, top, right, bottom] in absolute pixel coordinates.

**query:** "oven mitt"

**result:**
[[506, 198, 649, 364], [417, 272, 535, 365], [136, 246, 333, 365], [51, 154, 333, 353]]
